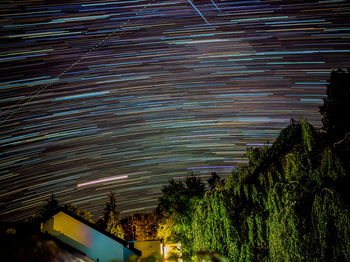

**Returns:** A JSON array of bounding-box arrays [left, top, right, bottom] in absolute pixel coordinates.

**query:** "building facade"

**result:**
[[41, 210, 141, 262]]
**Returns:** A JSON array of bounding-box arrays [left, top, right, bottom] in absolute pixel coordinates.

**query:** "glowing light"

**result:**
[[77, 175, 128, 187]]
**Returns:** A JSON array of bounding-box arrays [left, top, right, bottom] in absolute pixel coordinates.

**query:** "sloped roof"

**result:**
[[44, 208, 141, 256]]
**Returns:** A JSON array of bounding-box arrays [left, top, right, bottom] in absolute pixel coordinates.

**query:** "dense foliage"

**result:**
[[192, 120, 350, 261], [156, 174, 206, 259], [121, 213, 158, 241], [65, 203, 94, 223], [189, 69, 350, 261]]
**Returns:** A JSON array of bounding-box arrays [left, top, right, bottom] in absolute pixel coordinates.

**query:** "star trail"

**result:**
[[1, 0, 350, 221]]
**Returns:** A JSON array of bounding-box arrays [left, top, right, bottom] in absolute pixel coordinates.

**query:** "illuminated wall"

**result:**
[[134, 240, 161, 258], [41, 211, 128, 262]]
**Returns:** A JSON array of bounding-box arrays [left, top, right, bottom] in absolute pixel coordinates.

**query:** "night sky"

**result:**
[[1, 0, 350, 221]]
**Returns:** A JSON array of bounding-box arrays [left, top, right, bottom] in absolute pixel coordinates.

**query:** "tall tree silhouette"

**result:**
[[102, 191, 124, 239], [40, 194, 60, 219], [320, 68, 350, 141]]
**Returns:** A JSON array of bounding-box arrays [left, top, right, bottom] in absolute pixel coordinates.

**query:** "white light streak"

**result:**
[[77, 175, 128, 187]]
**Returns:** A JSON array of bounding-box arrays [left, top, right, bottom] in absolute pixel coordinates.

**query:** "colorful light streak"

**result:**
[[0, 0, 350, 221], [187, 0, 210, 25]]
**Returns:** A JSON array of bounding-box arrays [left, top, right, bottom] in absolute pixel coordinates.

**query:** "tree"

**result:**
[[157, 174, 206, 259], [192, 118, 350, 261], [121, 213, 158, 241], [65, 204, 94, 223], [40, 194, 60, 219], [157, 215, 175, 243], [101, 192, 124, 239], [320, 68, 350, 141], [207, 172, 224, 190], [104, 192, 120, 223], [192, 190, 241, 261]]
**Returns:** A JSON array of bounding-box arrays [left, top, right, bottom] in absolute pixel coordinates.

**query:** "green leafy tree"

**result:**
[[311, 189, 350, 261], [192, 190, 241, 261], [170, 70, 350, 261], [157, 174, 205, 259], [192, 117, 350, 261]]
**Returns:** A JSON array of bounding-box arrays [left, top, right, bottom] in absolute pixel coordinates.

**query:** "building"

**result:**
[[130, 240, 161, 259], [128, 240, 182, 261], [41, 209, 141, 262]]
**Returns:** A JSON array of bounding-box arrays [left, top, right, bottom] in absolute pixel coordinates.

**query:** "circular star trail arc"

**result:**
[[1, 0, 350, 221]]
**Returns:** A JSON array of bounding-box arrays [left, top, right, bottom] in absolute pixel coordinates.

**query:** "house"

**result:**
[[41, 209, 141, 262], [2, 223, 95, 262]]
